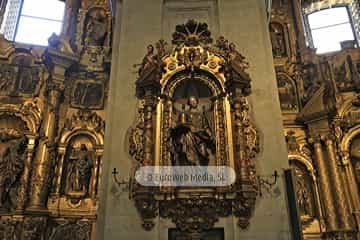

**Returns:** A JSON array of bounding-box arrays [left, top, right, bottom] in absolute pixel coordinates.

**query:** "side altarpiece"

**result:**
[[128, 20, 260, 234]]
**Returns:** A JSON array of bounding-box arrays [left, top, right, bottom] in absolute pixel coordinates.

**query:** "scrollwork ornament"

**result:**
[[159, 199, 232, 233], [48, 220, 91, 240], [23, 217, 47, 240], [134, 196, 158, 231]]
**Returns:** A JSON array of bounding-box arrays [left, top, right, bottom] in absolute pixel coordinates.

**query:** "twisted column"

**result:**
[[310, 136, 338, 231], [324, 135, 354, 231]]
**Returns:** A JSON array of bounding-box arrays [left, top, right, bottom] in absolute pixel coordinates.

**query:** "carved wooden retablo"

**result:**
[[128, 20, 260, 232]]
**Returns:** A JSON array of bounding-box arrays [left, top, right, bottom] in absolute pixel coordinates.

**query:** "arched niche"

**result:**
[[289, 158, 318, 225], [349, 135, 360, 191], [0, 114, 30, 210], [269, 21, 289, 58], [82, 7, 109, 47], [276, 73, 300, 111], [0, 48, 44, 97], [59, 133, 98, 201], [157, 69, 232, 168], [0, 103, 41, 135]]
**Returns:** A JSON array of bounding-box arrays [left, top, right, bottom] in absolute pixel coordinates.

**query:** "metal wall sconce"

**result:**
[[257, 170, 278, 196], [112, 168, 130, 192]]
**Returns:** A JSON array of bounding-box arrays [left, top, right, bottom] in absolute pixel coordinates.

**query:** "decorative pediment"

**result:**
[[61, 110, 105, 145], [0, 100, 42, 134]]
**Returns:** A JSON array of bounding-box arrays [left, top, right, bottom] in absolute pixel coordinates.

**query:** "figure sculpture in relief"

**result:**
[[170, 96, 215, 166], [0, 133, 25, 209], [65, 144, 93, 195]]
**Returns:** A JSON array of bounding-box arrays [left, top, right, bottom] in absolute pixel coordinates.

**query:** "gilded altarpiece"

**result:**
[[0, 0, 110, 238], [127, 20, 260, 237]]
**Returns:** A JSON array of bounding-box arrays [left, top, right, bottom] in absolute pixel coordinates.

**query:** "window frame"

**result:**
[[304, 4, 359, 54], [3, 0, 65, 46]]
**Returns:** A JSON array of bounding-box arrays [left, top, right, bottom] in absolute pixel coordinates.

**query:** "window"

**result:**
[[307, 6, 357, 54], [1, 0, 65, 46]]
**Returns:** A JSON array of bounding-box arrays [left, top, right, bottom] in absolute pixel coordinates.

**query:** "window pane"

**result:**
[[15, 16, 62, 46], [21, 0, 65, 21], [308, 7, 350, 29], [311, 23, 355, 53]]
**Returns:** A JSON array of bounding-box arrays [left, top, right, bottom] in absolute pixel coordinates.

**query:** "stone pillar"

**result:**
[[27, 46, 78, 211], [310, 136, 338, 232]]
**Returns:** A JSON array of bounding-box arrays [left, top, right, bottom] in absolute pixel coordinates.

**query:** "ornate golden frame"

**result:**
[[128, 20, 260, 233]]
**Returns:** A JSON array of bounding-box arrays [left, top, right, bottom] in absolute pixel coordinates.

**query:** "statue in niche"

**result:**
[[72, 80, 104, 109], [0, 132, 26, 209], [277, 75, 298, 111], [62, 0, 81, 41], [16, 66, 39, 94], [0, 65, 15, 92], [350, 137, 360, 190], [269, 23, 287, 58], [65, 144, 94, 197], [295, 178, 311, 216], [292, 164, 314, 221], [335, 55, 360, 90], [170, 96, 215, 166], [84, 8, 108, 47], [302, 64, 321, 104]]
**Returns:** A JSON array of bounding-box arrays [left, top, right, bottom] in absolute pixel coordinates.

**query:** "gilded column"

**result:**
[[27, 83, 63, 210], [340, 150, 360, 230], [232, 94, 248, 181], [27, 43, 78, 210], [311, 172, 326, 231], [15, 137, 36, 211], [324, 135, 355, 231], [309, 136, 338, 232], [53, 150, 66, 196]]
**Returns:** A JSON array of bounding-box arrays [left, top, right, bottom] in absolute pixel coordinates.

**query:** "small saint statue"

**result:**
[[65, 144, 93, 196], [170, 96, 215, 166]]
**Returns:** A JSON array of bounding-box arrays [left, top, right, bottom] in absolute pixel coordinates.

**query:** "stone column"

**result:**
[[310, 136, 338, 232], [27, 45, 78, 211], [324, 135, 355, 231]]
